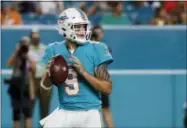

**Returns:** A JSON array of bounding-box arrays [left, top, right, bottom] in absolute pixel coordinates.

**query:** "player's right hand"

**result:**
[[71, 56, 85, 75]]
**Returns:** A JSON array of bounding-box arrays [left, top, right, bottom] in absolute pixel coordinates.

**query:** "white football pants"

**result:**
[[40, 107, 103, 128]]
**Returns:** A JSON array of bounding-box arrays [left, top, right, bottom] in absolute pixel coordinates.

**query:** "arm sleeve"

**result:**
[[101, 94, 110, 108], [15, 13, 22, 25], [94, 43, 113, 67]]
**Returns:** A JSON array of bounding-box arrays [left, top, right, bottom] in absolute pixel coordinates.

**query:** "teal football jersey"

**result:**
[[39, 41, 113, 110]]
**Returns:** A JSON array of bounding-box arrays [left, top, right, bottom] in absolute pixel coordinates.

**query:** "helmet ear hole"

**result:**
[[62, 28, 66, 31], [63, 34, 66, 37], [70, 25, 73, 30]]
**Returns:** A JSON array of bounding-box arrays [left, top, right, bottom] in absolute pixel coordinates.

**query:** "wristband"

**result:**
[[40, 81, 52, 90]]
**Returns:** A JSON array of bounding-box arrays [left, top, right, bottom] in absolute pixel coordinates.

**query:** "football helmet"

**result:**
[[57, 8, 91, 44]]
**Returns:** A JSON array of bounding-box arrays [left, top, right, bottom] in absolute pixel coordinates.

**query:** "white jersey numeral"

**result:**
[[65, 67, 79, 95]]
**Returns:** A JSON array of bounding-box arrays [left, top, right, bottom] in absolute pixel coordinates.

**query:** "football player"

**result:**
[[37, 8, 113, 127]]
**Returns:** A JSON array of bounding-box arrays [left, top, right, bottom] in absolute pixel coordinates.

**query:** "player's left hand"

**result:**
[[71, 56, 85, 75]]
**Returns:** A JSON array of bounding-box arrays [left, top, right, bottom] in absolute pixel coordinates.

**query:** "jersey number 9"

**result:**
[[65, 67, 79, 95]]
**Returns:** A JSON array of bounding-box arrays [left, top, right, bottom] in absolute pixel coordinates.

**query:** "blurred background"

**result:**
[[1, 1, 187, 128], [1, 1, 187, 25]]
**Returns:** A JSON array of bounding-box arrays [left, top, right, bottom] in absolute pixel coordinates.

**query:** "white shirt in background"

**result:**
[[38, 1, 64, 14], [28, 43, 46, 78]]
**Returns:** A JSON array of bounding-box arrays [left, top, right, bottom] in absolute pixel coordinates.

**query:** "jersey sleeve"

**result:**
[[94, 43, 113, 67]]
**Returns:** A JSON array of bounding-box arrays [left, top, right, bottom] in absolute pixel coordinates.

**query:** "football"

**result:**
[[49, 55, 68, 86]]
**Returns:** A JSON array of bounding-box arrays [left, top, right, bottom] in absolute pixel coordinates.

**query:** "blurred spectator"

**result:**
[[145, 1, 161, 9], [35, 4, 43, 16], [169, 10, 181, 25], [85, 2, 97, 16], [86, 2, 113, 25], [64, 1, 97, 16], [91, 25, 114, 128], [37, 1, 63, 14], [163, 1, 178, 14], [63, 1, 102, 25], [17, 2, 36, 14], [180, 12, 187, 24], [126, 1, 154, 24], [132, 1, 145, 7], [87, 1, 112, 16], [63, 1, 86, 11], [1, 2, 22, 25], [151, 6, 170, 25], [1, 1, 186, 25], [27, 28, 52, 120], [91, 25, 104, 42], [169, 2, 187, 25], [6, 36, 34, 128], [100, 2, 131, 25], [95, 2, 111, 13]]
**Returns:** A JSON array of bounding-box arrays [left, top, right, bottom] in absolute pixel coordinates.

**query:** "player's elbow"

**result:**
[[107, 83, 112, 95], [103, 81, 112, 95]]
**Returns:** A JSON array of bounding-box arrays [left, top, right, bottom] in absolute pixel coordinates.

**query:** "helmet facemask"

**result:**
[[71, 23, 92, 44]]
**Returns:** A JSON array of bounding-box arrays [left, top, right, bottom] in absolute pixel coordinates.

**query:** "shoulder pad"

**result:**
[[89, 40, 100, 44]]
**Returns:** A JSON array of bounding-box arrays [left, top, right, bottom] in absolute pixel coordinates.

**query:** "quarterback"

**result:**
[[38, 8, 113, 127]]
